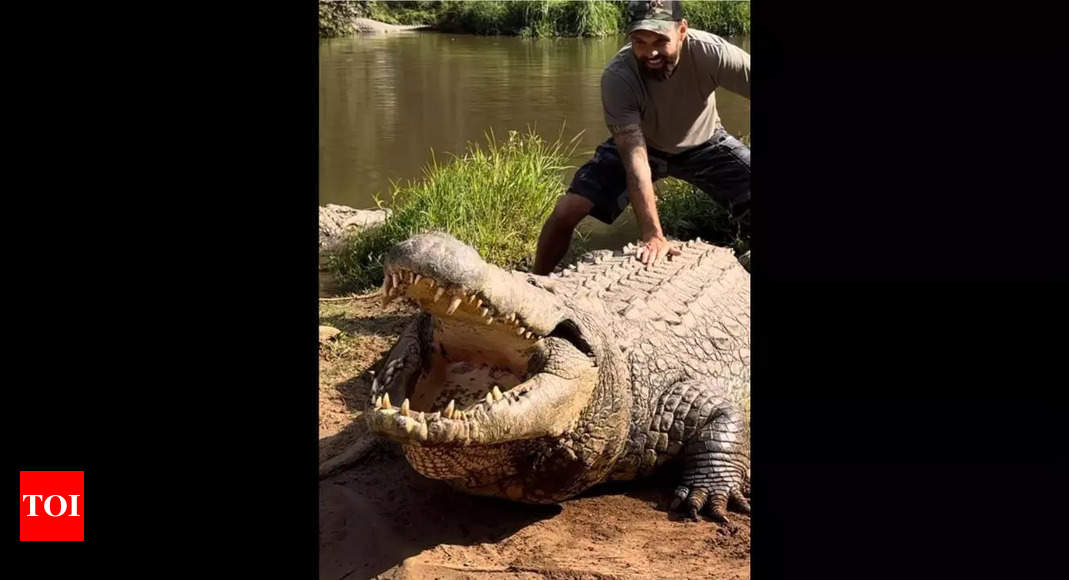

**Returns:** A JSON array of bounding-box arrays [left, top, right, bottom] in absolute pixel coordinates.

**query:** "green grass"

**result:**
[[327, 128, 585, 292], [680, 0, 751, 37], [517, 0, 624, 38], [657, 177, 749, 255]]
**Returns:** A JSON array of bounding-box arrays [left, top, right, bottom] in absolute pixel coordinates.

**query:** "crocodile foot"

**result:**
[[670, 479, 750, 526]]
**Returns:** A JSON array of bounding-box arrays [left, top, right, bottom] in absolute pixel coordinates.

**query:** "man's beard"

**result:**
[[638, 56, 676, 81]]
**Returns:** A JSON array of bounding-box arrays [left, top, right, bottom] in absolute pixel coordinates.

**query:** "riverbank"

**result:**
[[319, 130, 748, 296], [319, 0, 750, 39], [351, 17, 430, 33]]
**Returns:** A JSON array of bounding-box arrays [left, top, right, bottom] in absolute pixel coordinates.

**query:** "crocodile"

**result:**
[[364, 232, 750, 522]]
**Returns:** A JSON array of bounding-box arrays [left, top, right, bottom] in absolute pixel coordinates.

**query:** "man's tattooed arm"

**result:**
[[610, 123, 665, 243]]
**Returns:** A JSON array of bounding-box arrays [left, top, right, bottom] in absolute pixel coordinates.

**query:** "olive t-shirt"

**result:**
[[601, 29, 750, 154]]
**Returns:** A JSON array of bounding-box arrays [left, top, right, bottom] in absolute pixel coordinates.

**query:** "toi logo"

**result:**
[[19, 471, 84, 541]]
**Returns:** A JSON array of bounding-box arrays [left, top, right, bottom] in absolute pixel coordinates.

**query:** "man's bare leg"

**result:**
[[532, 194, 595, 275]]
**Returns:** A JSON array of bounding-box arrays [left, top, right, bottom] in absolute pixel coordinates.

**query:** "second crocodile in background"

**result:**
[[364, 232, 750, 523]]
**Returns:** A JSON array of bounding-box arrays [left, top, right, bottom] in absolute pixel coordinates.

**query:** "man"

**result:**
[[532, 0, 750, 274]]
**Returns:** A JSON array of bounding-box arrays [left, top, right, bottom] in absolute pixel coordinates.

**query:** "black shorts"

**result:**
[[569, 127, 751, 225]]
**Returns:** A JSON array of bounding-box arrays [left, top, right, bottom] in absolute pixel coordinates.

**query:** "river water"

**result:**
[[319, 31, 750, 247]]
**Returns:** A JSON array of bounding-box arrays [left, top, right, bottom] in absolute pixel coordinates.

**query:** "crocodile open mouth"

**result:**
[[364, 267, 598, 446]]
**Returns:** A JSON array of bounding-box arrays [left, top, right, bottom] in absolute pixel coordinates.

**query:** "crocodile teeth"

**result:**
[[524, 331, 534, 340], [480, 307, 489, 317], [433, 287, 445, 302], [467, 293, 477, 304], [485, 392, 494, 405], [485, 316, 494, 325], [382, 393, 391, 409], [447, 296, 462, 315], [374, 395, 383, 409], [418, 422, 429, 440], [475, 298, 483, 308], [413, 274, 422, 284], [400, 398, 410, 416], [405, 271, 414, 283], [418, 411, 425, 423], [371, 377, 379, 393], [492, 386, 503, 401], [444, 399, 455, 419], [391, 273, 399, 289], [516, 326, 526, 335]]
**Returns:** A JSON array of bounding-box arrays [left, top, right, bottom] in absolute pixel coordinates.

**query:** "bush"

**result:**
[[319, 1, 372, 37], [367, 0, 440, 25], [436, 1, 517, 35]]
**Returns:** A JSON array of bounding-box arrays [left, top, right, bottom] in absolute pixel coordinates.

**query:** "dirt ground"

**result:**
[[319, 292, 750, 580]]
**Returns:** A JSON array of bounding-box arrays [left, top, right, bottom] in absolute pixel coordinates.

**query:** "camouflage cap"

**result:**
[[626, 0, 684, 36]]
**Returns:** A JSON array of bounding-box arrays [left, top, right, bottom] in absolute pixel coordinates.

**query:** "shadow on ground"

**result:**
[[319, 443, 560, 580]]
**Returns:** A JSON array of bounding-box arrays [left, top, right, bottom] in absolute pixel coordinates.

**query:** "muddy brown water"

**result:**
[[319, 31, 750, 250]]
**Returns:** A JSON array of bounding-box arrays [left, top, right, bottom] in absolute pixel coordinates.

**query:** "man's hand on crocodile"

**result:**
[[635, 234, 681, 269]]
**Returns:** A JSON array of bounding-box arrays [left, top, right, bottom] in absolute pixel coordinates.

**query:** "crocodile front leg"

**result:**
[[652, 379, 750, 524]]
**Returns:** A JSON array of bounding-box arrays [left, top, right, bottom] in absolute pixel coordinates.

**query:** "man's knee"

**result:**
[[545, 193, 594, 232]]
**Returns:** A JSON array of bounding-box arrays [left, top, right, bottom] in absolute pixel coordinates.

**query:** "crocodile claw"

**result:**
[[670, 483, 749, 526], [729, 489, 751, 515]]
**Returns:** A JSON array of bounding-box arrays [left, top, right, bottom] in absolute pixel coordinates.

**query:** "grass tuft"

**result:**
[[327, 128, 585, 292]]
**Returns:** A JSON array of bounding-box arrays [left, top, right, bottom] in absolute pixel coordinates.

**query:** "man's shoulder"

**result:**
[[602, 46, 641, 89], [603, 44, 636, 77], [601, 46, 644, 114], [685, 29, 732, 56]]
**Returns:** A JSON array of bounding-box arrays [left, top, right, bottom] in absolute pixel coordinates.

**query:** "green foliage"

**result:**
[[367, 1, 441, 25], [679, 0, 751, 37], [436, 1, 516, 35], [657, 177, 749, 255], [518, 1, 622, 38], [327, 129, 584, 292], [319, 1, 372, 37], [319, 1, 749, 38]]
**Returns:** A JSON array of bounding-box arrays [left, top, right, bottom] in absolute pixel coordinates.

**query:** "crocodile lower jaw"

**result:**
[[365, 365, 595, 446]]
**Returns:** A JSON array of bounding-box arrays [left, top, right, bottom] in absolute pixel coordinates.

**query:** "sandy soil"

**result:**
[[319, 292, 750, 580]]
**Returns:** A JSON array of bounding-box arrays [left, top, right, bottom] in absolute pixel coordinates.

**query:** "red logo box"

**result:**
[[19, 471, 84, 541]]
